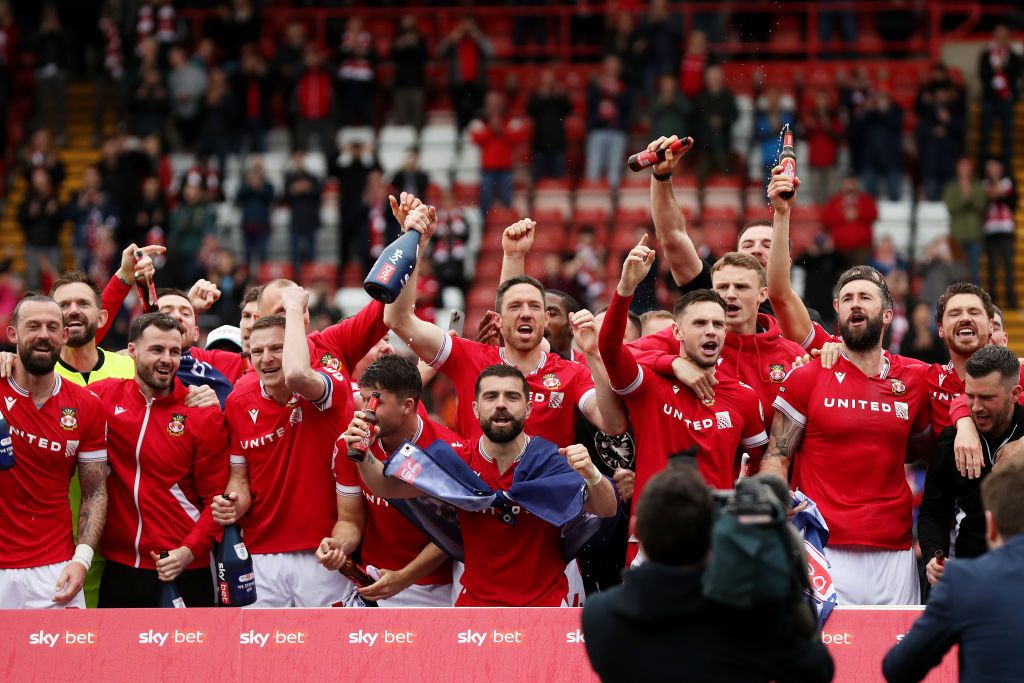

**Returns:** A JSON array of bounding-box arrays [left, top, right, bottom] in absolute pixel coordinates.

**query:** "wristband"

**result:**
[[70, 544, 94, 571], [652, 170, 672, 182], [585, 470, 604, 487]]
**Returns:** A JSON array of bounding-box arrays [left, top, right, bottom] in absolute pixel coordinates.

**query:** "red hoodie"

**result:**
[[92, 378, 229, 571]]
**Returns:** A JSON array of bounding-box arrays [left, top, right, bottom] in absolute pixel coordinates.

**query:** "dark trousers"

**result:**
[[979, 98, 1015, 168], [986, 232, 1017, 308], [98, 559, 216, 608]]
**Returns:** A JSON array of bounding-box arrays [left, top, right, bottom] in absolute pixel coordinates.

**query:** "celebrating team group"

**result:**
[[0, 135, 1013, 610]]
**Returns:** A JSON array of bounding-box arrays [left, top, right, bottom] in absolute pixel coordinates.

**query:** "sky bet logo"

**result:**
[[240, 630, 307, 647], [138, 629, 206, 646], [29, 630, 96, 647]]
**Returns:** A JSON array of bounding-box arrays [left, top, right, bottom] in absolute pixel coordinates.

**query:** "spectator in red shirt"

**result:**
[[679, 30, 708, 99], [804, 90, 845, 205], [294, 45, 334, 162], [821, 174, 879, 266], [469, 94, 528, 216], [233, 45, 270, 155]]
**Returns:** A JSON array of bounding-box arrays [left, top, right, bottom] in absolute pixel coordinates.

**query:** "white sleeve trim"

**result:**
[[611, 366, 644, 396], [577, 387, 597, 413], [229, 454, 247, 468], [800, 324, 817, 351], [740, 431, 769, 448], [772, 396, 807, 427], [169, 483, 201, 523], [428, 332, 454, 369], [336, 483, 363, 497], [313, 371, 334, 412], [77, 449, 107, 463]]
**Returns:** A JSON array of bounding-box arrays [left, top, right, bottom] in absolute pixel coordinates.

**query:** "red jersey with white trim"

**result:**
[[225, 370, 348, 554], [0, 375, 107, 569], [944, 364, 1024, 427], [455, 437, 568, 607], [334, 415, 462, 585], [772, 354, 931, 549], [91, 378, 229, 571], [800, 321, 836, 352], [428, 335, 597, 447], [599, 293, 768, 505], [307, 299, 389, 425]]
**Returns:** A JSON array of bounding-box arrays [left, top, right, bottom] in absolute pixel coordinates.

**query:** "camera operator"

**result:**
[[582, 464, 834, 682]]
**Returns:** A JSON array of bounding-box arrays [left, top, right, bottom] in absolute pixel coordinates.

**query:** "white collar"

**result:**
[[498, 347, 546, 377], [478, 435, 530, 464], [8, 373, 62, 398]]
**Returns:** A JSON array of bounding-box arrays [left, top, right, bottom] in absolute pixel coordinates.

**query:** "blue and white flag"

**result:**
[[791, 491, 838, 628]]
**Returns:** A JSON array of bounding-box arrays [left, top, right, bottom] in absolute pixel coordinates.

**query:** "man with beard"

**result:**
[[350, 363, 618, 606], [212, 293, 358, 607], [919, 346, 1024, 588], [761, 268, 932, 605], [0, 296, 107, 608], [52, 270, 136, 385], [89, 313, 229, 607], [599, 239, 768, 542], [385, 205, 628, 446]]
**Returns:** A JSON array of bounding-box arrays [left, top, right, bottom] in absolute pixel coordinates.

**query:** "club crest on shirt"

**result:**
[[167, 413, 186, 436], [319, 353, 342, 372], [542, 373, 561, 390], [890, 378, 907, 396], [769, 363, 786, 383], [548, 391, 564, 409], [701, 397, 715, 406], [59, 408, 78, 431], [290, 406, 304, 425]]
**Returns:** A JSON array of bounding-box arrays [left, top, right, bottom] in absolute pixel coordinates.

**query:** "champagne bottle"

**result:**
[[779, 124, 797, 199], [627, 137, 693, 172], [363, 230, 420, 303], [216, 499, 257, 606], [347, 392, 381, 462], [157, 551, 186, 608], [0, 405, 14, 470]]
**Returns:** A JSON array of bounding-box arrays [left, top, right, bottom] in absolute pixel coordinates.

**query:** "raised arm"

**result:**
[[347, 412, 424, 499], [281, 285, 330, 402], [766, 164, 814, 345], [598, 236, 654, 391], [570, 309, 628, 435], [498, 218, 535, 283], [647, 135, 704, 286], [562, 444, 618, 517], [96, 243, 165, 344], [382, 205, 449, 364], [759, 409, 805, 481]]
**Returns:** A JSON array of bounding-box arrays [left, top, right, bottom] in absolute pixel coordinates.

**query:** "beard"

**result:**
[[18, 340, 60, 376], [137, 361, 176, 393], [480, 409, 526, 443], [840, 311, 885, 352], [64, 316, 98, 348]]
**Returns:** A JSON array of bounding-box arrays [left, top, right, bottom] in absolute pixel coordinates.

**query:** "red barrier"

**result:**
[[0, 606, 954, 682]]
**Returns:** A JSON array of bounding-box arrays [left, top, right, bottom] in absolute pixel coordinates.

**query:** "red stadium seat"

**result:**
[[301, 262, 338, 284], [260, 262, 293, 282]]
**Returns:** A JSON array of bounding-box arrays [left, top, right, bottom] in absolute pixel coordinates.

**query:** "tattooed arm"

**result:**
[[759, 410, 804, 481], [54, 461, 107, 603]]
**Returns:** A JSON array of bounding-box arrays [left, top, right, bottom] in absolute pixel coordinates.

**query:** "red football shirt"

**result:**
[[773, 354, 931, 549], [454, 437, 569, 607], [599, 293, 768, 505], [0, 375, 107, 568], [429, 335, 596, 447], [943, 363, 1024, 428], [225, 370, 348, 554], [334, 415, 462, 586]]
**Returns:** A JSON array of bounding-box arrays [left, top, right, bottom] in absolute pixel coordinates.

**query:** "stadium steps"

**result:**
[[1, 83, 105, 277]]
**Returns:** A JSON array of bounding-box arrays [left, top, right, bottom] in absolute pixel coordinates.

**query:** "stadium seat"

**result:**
[[260, 262, 294, 282]]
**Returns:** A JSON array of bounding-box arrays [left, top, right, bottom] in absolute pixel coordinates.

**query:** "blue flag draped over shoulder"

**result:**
[[382, 436, 615, 563], [790, 491, 838, 628], [177, 352, 233, 407]]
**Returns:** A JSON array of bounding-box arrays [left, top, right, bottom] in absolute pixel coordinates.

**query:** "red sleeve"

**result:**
[[626, 325, 678, 355], [196, 348, 246, 383], [181, 408, 230, 559], [948, 393, 969, 425], [862, 195, 879, 222], [597, 292, 644, 394], [313, 299, 389, 371], [772, 363, 817, 428], [909, 381, 932, 442], [96, 276, 132, 345], [739, 392, 769, 449], [800, 321, 834, 352], [820, 197, 842, 228], [470, 126, 490, 145], [333, 442, 363, 495], [568, 361, 596, 413], [76, 392, 108, 464]]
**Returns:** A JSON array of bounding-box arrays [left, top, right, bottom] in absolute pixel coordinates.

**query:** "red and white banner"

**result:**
[[0, 606, 955, 682]]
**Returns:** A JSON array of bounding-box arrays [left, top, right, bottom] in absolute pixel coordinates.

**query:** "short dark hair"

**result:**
[[474, 364, 529, 399], [832, 265, 893, 309], [242, 285, 262, 308], [495, 275, 545, 312], [982, 459, 1024, 540], [544, 289, 581, 316], [12, 294, 60, 327], [935, 282, 995, 327], [359, 354, 423, 403], [250, 314, 286, 333], [50, 271, 101, 306], [671, 289, 726, 319], [129, 312, 181, 342], [966, 346, 1021, 386], [156, 287, 193, 313], [635, 463, 713, 565]]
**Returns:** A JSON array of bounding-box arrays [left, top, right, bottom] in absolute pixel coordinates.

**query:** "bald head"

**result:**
[[256, 279, 298, 316]]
